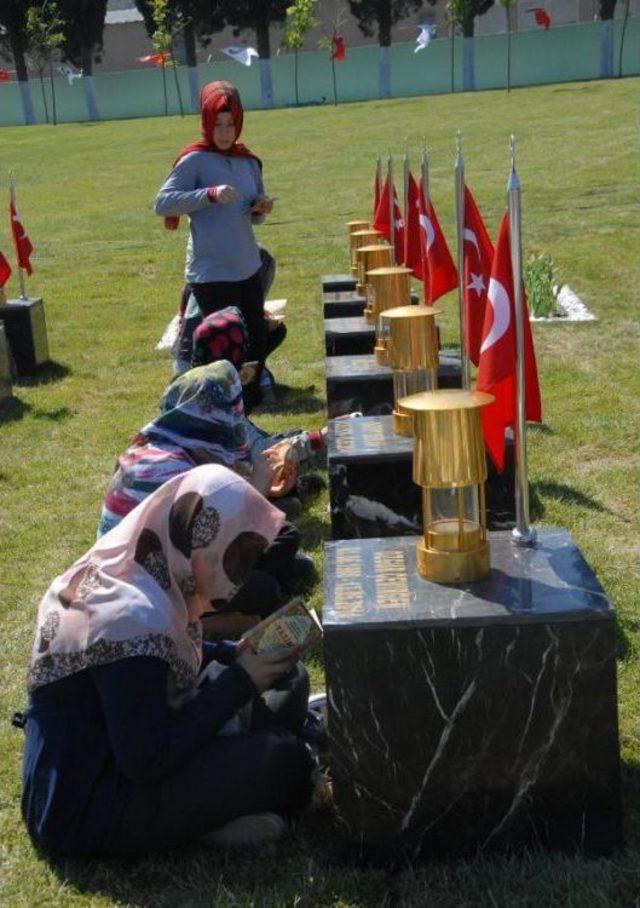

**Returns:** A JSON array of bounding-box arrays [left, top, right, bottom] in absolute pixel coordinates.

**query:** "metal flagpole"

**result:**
[[9, 172, 27, 301], [508, 135, 536, 547], [454, 131, 470, 389], [387, 152, 395, 264], [403, 140, 410, 265], [421, 140, 430, 306], [375, 154, 382, 218]]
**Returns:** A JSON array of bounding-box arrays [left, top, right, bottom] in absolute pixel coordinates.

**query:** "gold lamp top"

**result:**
[[382, 305, 442, 372], [399, 389, 494, 413]]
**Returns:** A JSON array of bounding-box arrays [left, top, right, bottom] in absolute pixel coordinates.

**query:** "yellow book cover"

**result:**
[[239, 597, 323, 656]]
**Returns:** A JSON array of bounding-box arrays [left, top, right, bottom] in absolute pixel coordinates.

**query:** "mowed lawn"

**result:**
[[0, 77, 638, 906]]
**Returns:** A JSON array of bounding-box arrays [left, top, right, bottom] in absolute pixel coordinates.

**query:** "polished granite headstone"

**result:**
[[323, 290, 421, 319], [0, 297, 49, 375], [325, 353, 462, 418], [328, 415, 515, 536], [324, 316, 375, 356], [321, 274, 357, 293], [323, 531, 622, 861], [0, 323, 12, 404]]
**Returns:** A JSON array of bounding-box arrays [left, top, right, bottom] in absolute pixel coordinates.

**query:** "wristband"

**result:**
[[308, 430, 324, 451], [207, 186, 218, 203]]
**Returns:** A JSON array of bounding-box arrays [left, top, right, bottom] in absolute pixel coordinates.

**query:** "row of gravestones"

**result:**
[[319, 272, 622, 863], [0, 295, 50, 402]]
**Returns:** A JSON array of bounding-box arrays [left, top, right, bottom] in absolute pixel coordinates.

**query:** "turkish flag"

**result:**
[[476, 213, 542, 471], [0, 70, 10, 82], [138, 53, 171, 67], [403, 172, 424, 279], [0, 250, 11, 287], [10, 200, 34, 275], [331, 34, 346, 61], [463, 185, 494, 365], [373, 175, 405, 263], [418, 178, 458, 303], [373, 167, 381, 223], [530, 8, 551, 28]]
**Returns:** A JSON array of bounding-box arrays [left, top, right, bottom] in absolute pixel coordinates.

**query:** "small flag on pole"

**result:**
[[415, 24, 435, 53], [528, 8, 551, 29], [418, 180, 458, 303], [463, 184, 494, 365], [403, 172, 423, 279], [476, 212, 542, 471], [331, 33, 346, 61], [138, 53, 172, 67], [373, 175, 405, 264], [220, 46, 259, 67], [0, 69, 11, 82], [9, 198, 34, 276]]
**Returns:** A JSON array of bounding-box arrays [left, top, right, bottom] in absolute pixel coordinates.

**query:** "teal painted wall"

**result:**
[[0, 18, 638, 126]]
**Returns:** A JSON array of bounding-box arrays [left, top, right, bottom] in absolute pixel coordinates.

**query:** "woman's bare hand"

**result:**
[[215, 184, 237, 204], [236, 648, 298, 692], [250, 196, 274, 215], [250, 449, 278, 495]]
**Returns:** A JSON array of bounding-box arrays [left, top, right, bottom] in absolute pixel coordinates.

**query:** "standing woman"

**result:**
[[155, 81, 274, 395]]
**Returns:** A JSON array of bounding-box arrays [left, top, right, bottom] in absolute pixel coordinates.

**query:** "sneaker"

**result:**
[[296, 472, 327, 498], [210, 812, 287, 847]]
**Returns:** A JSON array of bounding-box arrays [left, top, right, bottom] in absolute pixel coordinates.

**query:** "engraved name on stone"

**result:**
[[333, 547, 366, 617], [373, 549, 411, 610]]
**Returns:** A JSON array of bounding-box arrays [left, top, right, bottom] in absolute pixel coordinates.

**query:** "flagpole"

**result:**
[[375, 154, 382, 216], [403, 141, 410, 257], [455, 131, 470, 389], [421, 141, 430, 306], [387, 153, 395, 264], [9, 172, 27, 301], [508, 135, 536, 547]]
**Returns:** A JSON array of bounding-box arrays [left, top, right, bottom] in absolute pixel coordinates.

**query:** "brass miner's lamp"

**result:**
[[346, 220, 369, 247], [380, 305, 441, 437], [398, 389, 494, 584], [364, 266, 413, 363], [355, 244, 393, 297], [349, 229, 383, 278]]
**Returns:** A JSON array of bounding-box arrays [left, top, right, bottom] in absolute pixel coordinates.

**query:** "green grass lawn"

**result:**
[[0, 77, 638, 906]]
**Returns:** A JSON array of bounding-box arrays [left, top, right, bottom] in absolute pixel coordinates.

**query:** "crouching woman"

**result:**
[[17, 465, 314, 858]]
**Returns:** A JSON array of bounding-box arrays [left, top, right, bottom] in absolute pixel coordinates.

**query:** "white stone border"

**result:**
[[530, 285, 596, 323]]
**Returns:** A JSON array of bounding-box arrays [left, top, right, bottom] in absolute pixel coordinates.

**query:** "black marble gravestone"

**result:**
[[323, 290, 421, 320], [327, 415, 515, 536], [325, 353, 462, 418], [0, 297, 49, 375], [324, 317, 375, 356], [321, 274, 357, 293], [323, 531, 622, 861], [0, 323, 12, 404]]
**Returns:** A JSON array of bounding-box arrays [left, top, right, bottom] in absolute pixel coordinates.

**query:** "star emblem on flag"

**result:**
[[467, 272, 486, 296]]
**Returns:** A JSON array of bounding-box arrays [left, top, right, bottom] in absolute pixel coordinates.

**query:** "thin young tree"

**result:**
[[598, 0, 616, 77], [57, 0, 107, 121], [498, 0, 515, 92], [317, 0, 348, 105], [220, 0, 291, 109], [282, 0, 318, 106], [445, 0, 493, 92], [0, 2, 37, 124], [25, 1, 65, 125], [136, 0, 185, 116], [348, 0, 425, 100]]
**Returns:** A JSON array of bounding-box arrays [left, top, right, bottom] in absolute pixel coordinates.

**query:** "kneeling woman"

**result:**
[[19, 465, 314, 859]]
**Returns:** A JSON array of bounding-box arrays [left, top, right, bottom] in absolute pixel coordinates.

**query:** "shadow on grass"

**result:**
[[14, 360, 70, 387], [532, 479, 626, 521], [0, 397, 72, 425], [271, 383, 326, 416]]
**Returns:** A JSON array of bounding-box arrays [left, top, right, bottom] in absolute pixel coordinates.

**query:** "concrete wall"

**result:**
[[0, 18, 637, 127]]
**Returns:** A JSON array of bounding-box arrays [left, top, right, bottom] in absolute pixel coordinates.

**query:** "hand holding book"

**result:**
[[238, 597, 323, 659]]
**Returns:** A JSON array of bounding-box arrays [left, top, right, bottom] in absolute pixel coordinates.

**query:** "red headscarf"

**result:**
[[164, 81, 261, 230]]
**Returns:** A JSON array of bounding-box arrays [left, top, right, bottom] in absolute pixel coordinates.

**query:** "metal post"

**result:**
[[388, 153, 395, 264], [9, 173, 28, 301], [455, 131, 470, 388], [508, 135, 536, 547], [403, 141, 410, 266], [421, 142, 430, 306]]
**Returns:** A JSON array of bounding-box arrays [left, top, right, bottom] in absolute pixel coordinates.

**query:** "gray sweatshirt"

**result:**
[[154, 150, 265, 284]]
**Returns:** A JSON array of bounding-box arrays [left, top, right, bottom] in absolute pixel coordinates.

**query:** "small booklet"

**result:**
[[239, 597, 323, 657]]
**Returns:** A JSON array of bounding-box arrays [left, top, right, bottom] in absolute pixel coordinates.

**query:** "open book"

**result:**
[[239, 597, 323, 656]]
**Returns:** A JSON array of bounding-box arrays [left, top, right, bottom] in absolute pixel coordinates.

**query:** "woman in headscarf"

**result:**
[[17, 465, 315, 858], [155, 81, 275, 393], [97, 359, 314, 625]]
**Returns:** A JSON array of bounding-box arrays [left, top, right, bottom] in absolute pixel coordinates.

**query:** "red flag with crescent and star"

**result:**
[[0, 250, 11, 287], [373, 175, 405, 263], [403, 172, 424, 279], [476, 213, 541, 471], [463, 184, 494, 365], [418, 178, 458, 303], [331, 33, 346, 61], [10, 200, 34, 275]]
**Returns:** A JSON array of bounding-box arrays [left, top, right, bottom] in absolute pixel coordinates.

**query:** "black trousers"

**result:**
[[105, 663, 313, 855], [190, 271, 268, 367]]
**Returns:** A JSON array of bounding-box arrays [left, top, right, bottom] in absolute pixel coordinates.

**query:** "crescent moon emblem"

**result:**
[[419, 213, 435, 251], [464, 228, 480, 255], [480, 278, 511, 354]]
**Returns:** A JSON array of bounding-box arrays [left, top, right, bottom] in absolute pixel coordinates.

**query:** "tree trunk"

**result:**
[[378, 1, 392, 99], [462, 19, 475, 91], [450, 23, 455, 93], [161, 62, 168, 115], [599, 19, 614, 77], [331, 53, 338, 105], [618, 0, 631, 76], [294, 48, 299, 106], [81, 44, 100, 121], [183, 21, 200, 111], [256, 20, 274, 108], [170, 40, 185, 117], [38, 69, 50, 124], [506, 6, 511, 92], [48, 62, 57, 125], [9, 35, 35, 125]]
